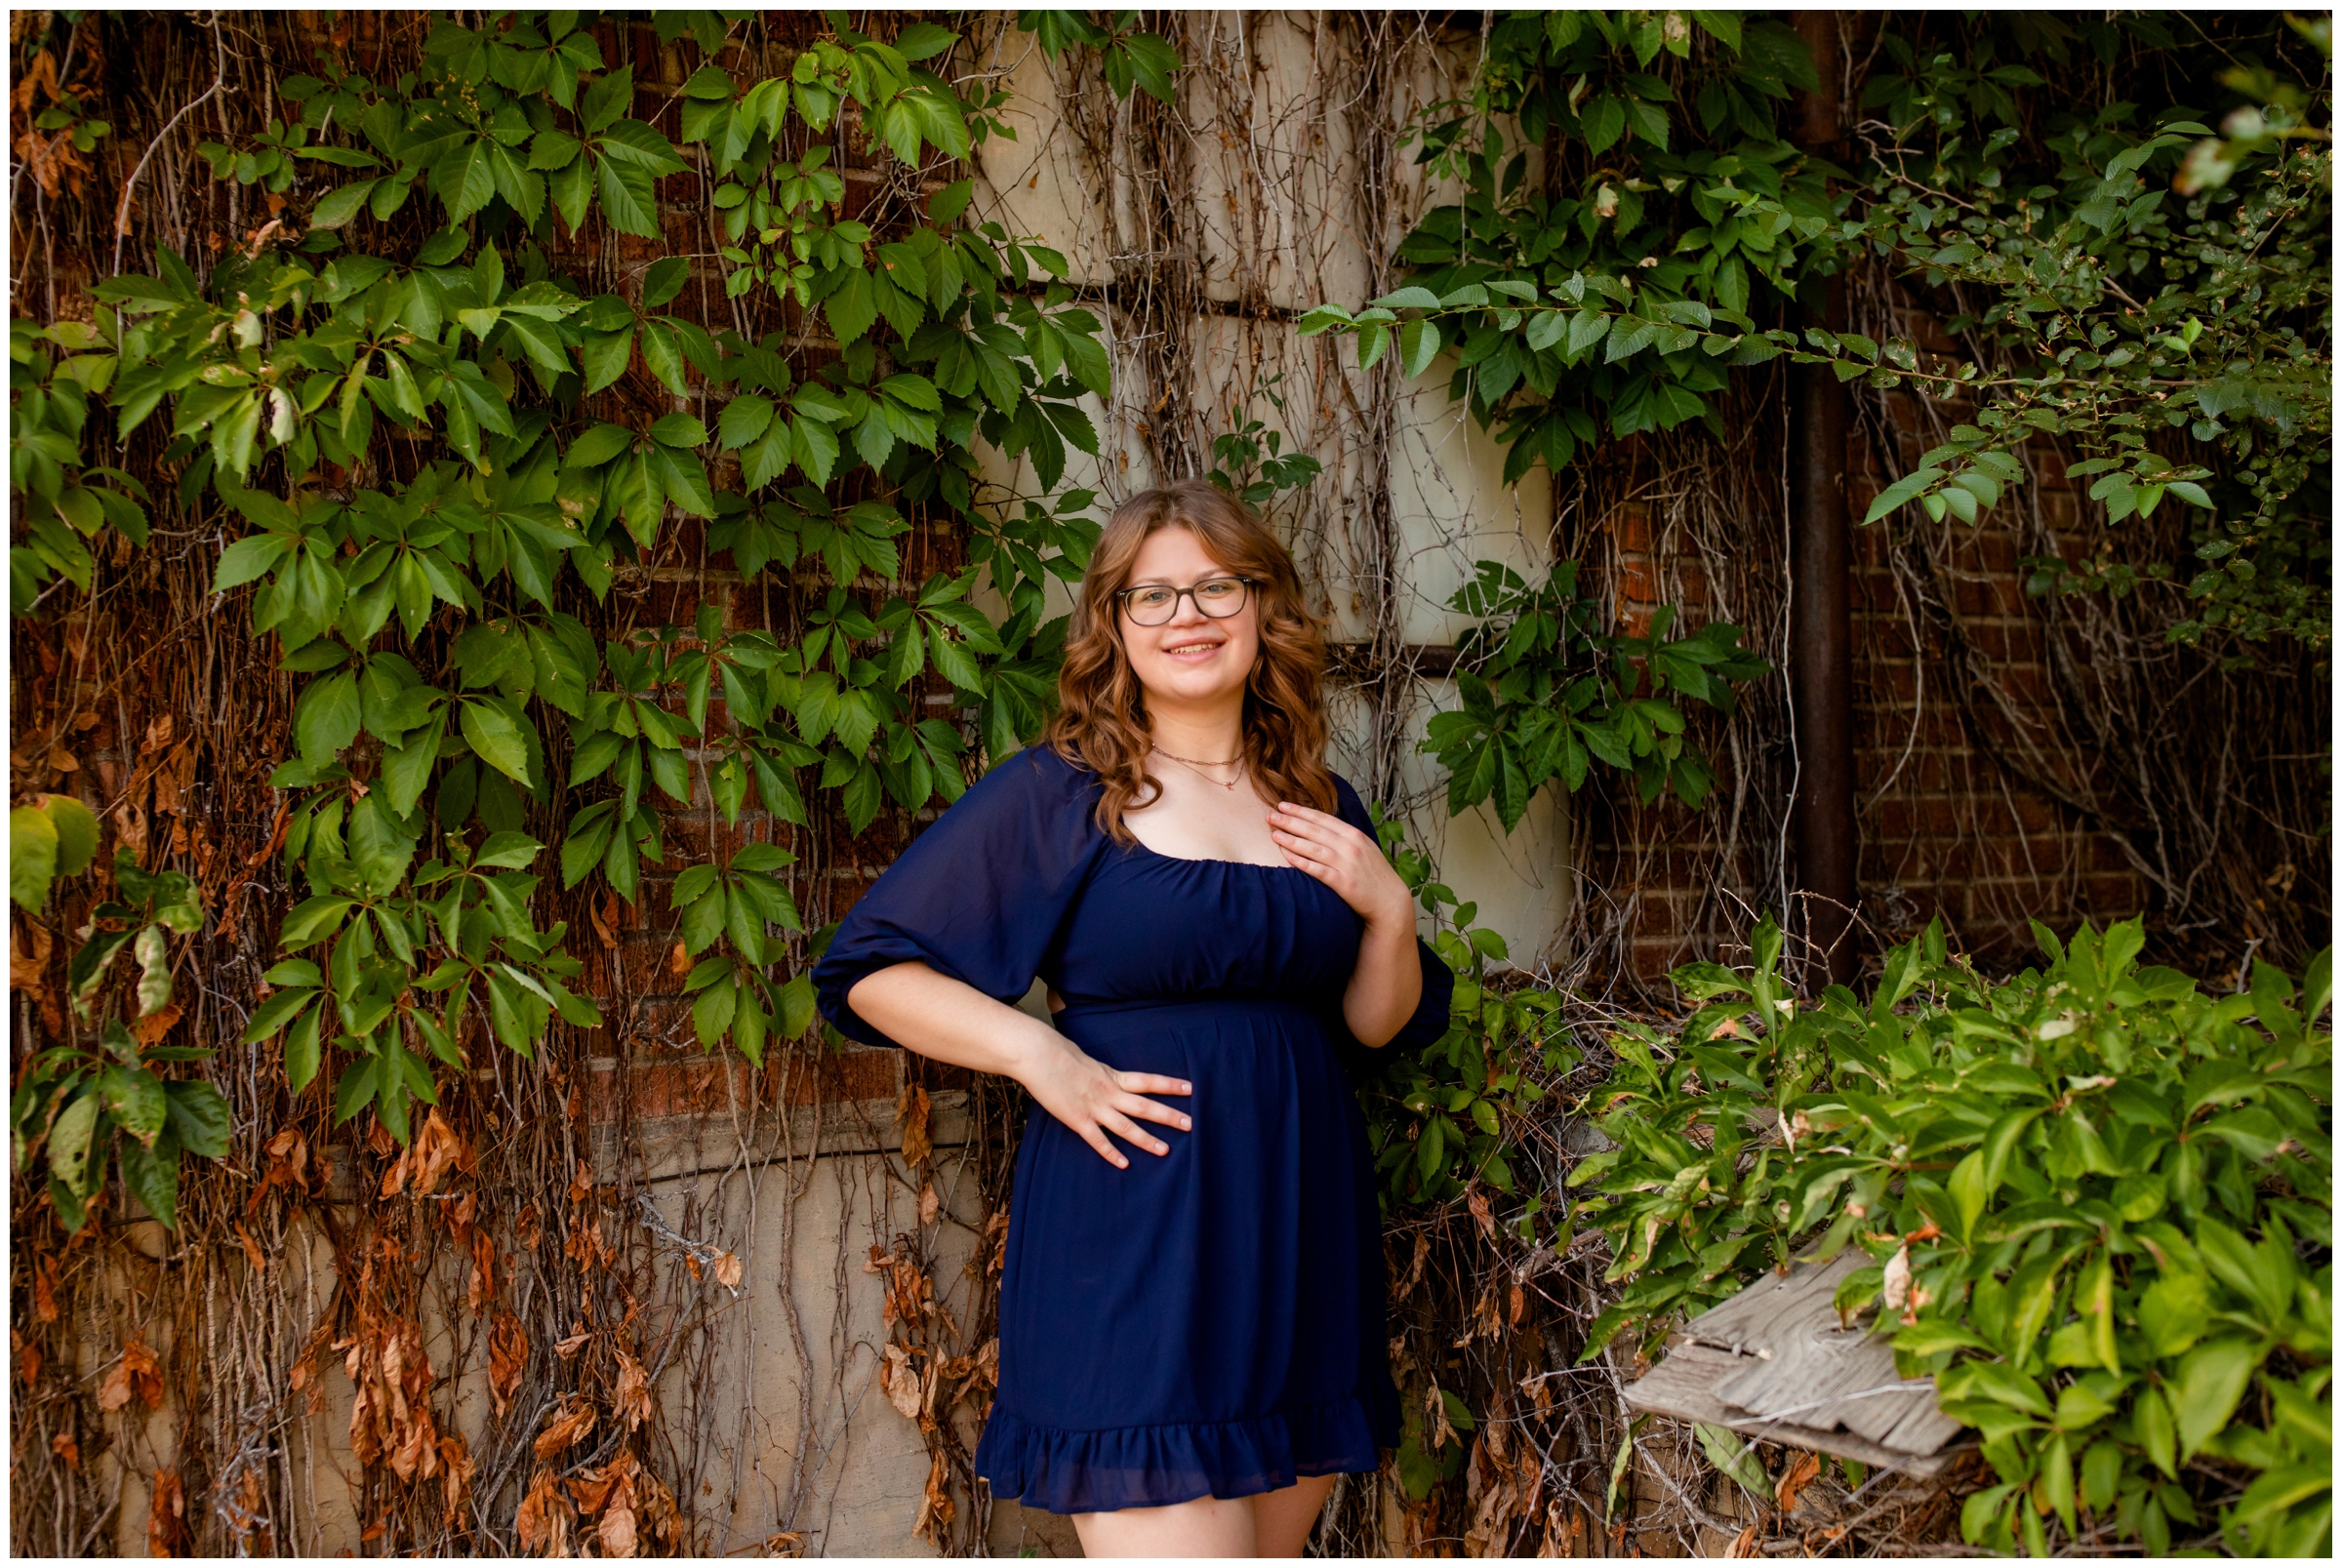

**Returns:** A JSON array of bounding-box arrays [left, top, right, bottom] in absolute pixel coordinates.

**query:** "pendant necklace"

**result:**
[[1152, 744, 1245, 791]]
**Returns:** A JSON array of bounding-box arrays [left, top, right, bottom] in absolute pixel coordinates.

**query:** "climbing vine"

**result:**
[[1303, 10, 2332, 647], [12, 9, 1125, 1139]]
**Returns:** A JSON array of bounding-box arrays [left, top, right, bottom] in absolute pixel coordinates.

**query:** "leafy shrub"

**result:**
[[1360, 811, 1573, 1213], [8, 319, 152, 612], [11, 848, 228, 1231], [1424, 561, 1766, 828], [1572, 915, 2331, 1555]]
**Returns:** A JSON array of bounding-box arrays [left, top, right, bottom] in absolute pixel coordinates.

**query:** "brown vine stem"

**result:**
[[111, 14, 225, 278]]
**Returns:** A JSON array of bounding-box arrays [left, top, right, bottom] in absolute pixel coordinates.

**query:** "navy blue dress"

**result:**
[[813, 746, 1452, 1514]]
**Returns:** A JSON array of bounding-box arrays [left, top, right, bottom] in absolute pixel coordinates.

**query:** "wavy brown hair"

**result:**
[[1044, 480, 1338, 842]]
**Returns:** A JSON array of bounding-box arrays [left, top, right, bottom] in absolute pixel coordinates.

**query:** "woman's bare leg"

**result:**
[[1072, 1494, 1256, 1557], [1251, 1473, 1339, 1557]]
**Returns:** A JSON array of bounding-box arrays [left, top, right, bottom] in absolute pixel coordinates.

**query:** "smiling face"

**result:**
[[1117, 525, 1261, 716]]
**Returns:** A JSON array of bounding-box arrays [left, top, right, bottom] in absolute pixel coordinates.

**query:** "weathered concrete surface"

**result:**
[[94, 1094, 1083, 1557], [964, 11, 1570, 974]]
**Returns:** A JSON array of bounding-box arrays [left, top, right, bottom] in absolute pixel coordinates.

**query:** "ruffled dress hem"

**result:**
[[975, 1388, 1398, 1514]]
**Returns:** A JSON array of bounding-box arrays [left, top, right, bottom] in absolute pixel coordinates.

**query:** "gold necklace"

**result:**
[[1152, 744, 1245, 791]]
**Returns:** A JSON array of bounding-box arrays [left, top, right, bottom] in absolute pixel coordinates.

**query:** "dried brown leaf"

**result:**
[[879, 1344, 922, 1420], [111, 799, 148, 866], [570, 1470, 619, 1515], [1775, 1450, 1821, 1514], [147, 1467, 188, 1556], [125, 999, 181, 1045], [1881, 1244, 1912, 1314], [150, 739, 196, 816], [249, 1126, 312, 1213], [10, 917, 53, 990], [101, 1340, 162, 1413], [534, 1397, 596, 1461], [972, 1337, 998, 1390], [590, 888, 624, 948], [897, 1083, 931, 1166], [515, 1466, 569, 1556], [406, 1106, 464, 1196], [438, 1433, 474, 1526], [488, 1311, 528, 1419], [601, 1495, 638, 1558], [912, 1450, 955, 1545], [616, 1347, 653, 1431], [1398, 1228, 1432, 1299], [466, 1227, 498, 1315]]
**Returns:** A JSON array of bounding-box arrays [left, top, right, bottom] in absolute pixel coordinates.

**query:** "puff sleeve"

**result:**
[[813, 748, 1105, 1049], [1331, 775, 1456, 1052]]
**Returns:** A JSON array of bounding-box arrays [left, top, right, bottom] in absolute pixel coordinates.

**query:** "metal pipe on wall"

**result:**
[[1790, 12, 1859, 989]]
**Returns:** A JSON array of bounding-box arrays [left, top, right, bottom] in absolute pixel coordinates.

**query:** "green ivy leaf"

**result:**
[[581, 65, 635, 135], [295, 670, 363, 762], [46, 1089, 101, 1199], [118, 1136, 181, 1228], [1398, 317, 1442, 380], [162, 1079, 231, 1159], [10, 804, 59, 914], [460, 699, 536, 787]]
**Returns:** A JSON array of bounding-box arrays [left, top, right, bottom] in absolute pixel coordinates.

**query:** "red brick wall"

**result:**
[[1580, 417, 2152, 989], [1844, 466, 2149, 959]]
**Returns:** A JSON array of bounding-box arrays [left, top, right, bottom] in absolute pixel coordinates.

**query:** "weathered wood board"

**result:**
[[1623, 1252, 1967, 1478]]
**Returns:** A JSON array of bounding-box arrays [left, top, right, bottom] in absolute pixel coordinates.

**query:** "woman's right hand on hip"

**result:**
[[1020, 1036, 1192, 1169]]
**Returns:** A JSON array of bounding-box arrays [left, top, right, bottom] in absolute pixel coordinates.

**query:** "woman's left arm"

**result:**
[[1267, 801, 1424, 1047]]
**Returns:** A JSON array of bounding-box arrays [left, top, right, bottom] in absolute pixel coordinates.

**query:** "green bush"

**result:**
[[1572, 915, 2331, 1555], [1361, 809, 1573, 1214], [11, 847, 228, 1232]]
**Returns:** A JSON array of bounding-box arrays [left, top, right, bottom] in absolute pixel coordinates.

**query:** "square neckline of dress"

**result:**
[[1123, 834, 1311, 873]]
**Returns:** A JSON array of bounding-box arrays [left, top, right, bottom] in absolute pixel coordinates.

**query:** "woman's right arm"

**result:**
[[846, 959, 1192, 1170]]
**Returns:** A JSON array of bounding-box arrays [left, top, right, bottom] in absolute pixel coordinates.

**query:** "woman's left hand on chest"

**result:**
[[1267, 802, 1414, 930]]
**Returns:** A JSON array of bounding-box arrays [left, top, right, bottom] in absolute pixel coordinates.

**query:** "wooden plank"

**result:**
[[1681, 1252, 1862, 1351], [1712, 1319, 1962, 1455], [1634, 1252, 1966, 1465], [1624, 1343, 1960, 1479]]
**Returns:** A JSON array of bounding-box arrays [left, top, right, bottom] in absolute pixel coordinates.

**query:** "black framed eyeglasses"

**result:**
[[1114, 577, 1254, 626]]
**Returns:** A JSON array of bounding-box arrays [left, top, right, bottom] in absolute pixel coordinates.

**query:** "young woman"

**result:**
[[812, 480, 1451, 1557]]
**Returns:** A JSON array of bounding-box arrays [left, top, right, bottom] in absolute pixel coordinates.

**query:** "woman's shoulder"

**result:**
[[1328, 769, 1368, 823], [952, 744, 1102, 819]]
